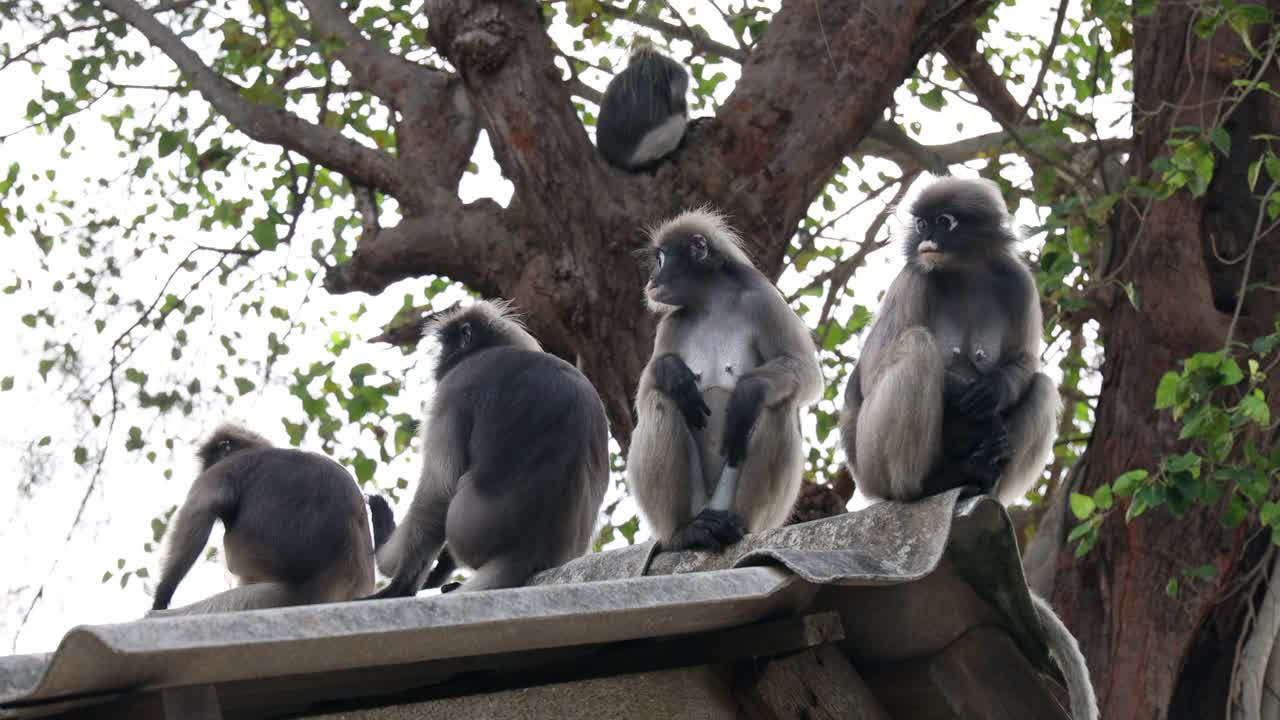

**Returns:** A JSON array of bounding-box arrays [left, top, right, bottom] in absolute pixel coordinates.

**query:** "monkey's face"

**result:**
[[644, 233, 720, 309], [905, 209, 1015, 273]]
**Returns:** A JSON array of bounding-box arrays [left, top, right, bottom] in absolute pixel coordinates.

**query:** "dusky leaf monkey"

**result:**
[[627, 208, 824, 553], [370, 300, 609, 598], [150, 423, 377, 615], [840, 176, 1059, 505], [839, 177, 1096, 720], [595, 45, 689, 171]]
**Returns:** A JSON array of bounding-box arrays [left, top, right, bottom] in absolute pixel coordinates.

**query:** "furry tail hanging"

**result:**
[[1030, 591, 1100, 720], [366, 494, 457, 590]]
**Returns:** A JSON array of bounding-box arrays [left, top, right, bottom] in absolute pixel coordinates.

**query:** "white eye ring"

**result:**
[[914, 217, 928, 233], [938, 213, 958, 231]]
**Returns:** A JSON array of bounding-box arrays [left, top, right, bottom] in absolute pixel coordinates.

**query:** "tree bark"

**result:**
[[1053, 4, 1280, 719]]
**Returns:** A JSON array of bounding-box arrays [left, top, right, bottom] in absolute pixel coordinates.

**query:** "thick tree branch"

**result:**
[[298, 0, 480, 195], [298, 0, 436, 107], [99, 0, 407, 198], [697, 0, 989, 270], [322, 198, 523, 297], [941, 23, 1025, 125], [427, 0, 610, 241]]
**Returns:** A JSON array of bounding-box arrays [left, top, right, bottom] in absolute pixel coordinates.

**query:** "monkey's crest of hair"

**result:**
[[647, 206, 754, 268], [910, 176, 1013, 225], [421, 299, 542, 375], [197, 423, 272, 472]]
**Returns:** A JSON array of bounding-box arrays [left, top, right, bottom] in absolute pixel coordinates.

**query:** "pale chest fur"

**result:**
[[664, 308, 758, 392]]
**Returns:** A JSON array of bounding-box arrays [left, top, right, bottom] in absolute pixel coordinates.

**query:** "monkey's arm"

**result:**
[[721, 293, 823, 467], [743, 292, 825, 407], [153, 473, 234, 610]]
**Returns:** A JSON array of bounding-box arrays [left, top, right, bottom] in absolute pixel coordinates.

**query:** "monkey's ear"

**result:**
[[689, 234, 708, 261], [459, 322, 472, 348]]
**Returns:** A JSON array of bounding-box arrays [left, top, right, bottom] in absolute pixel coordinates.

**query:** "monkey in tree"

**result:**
[[628, 208, 824, 552], [369, 300, 609, 597], [150, 423, 377, 616], [840, 177, 1096, 720], [595, 44, 690, 171]]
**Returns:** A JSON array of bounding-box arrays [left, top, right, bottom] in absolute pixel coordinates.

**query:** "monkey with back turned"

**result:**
[[369, 300, 610, 597], [596, 45, 690, 172], [150, 423, 380, 615]]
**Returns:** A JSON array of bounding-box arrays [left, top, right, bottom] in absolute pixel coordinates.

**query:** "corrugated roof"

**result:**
[[0, 489, 1053, 718]]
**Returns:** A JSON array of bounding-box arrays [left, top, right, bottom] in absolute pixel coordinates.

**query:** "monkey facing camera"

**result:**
[[595, 45, 690, 172], [837, 177, 1097, 720], [839, 176, 1060, 506], [368, 300, 609, 598], [149, 424, 383, 616], [627, 208, 824, 553]]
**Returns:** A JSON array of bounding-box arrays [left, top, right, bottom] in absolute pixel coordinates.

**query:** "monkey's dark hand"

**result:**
[[959, 420, 1013, 494], [949, 374, 1009, 421], [721, 377, 766, 467], [653, 353, 711, 430]]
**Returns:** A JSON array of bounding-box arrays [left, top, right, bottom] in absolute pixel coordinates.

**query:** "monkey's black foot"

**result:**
[[440, 581, 461, 594], [666, 509, 746, 552]]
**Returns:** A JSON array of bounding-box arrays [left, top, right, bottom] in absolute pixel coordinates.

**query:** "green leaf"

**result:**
[[1166, 577, 1179, 597], [0, 376, 12, 391], [1210, 127, 1231, 156], [1070, 492, 1096, 520], [1240, 389, 1271, 426], [1219, 358, 1244, 385], [157, 129, 182, 158], [234, 377, 256, 395], [1186, 351, 1223, 371], [1067, 521, 1094, 543], [251, 218, 278, 251], [1223, 495, 1248, 528], [1155, 372, 1181, 409], [1113, 469, 1148, 497], [1094, 484, 1114, 511], [1266, 154, 1280, 185], [1248, 158, 1262, 191]]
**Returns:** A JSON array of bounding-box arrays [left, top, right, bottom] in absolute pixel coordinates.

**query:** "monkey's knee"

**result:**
[[996, 373, 1060, 504]]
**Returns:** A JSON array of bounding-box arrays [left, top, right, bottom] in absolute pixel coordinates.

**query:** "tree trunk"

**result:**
[[1053, 4, 1280, 718]]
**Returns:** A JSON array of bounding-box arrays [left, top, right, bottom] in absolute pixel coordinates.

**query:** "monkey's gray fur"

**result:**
[[596, 45, 689, 171], [840, 176, 1059, 505], [839, 177, 1095, 720], [628, 208, 824, 552], [149, 423, 375, 616], [370, 300, 609, 598]]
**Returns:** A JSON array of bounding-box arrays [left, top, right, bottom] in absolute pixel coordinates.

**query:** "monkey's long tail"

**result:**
[[367, 495, 396, 550], [1030, 591, 1100, 720], [365, 495, 457, 590]]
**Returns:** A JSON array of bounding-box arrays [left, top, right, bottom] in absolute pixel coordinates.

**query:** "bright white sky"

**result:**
[[0, 1, 1125, 654]]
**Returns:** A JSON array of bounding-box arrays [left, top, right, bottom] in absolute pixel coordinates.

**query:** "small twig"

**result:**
[[1019, 0, 1070, 121]]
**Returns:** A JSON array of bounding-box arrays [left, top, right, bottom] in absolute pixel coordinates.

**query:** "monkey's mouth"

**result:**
[[916, 241, 943, 262]]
